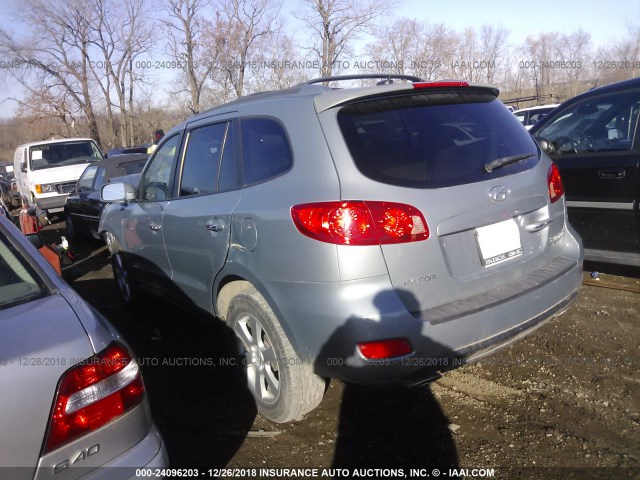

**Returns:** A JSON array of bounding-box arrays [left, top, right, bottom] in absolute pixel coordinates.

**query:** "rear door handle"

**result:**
[[598, 169, 625, 179], [148, 223, 161, 232]]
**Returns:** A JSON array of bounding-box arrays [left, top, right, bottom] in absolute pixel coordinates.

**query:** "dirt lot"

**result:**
[[40, 217, 640, 480]]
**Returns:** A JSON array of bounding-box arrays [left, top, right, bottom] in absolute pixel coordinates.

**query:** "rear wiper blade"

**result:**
[[484, 153, 535, 173]]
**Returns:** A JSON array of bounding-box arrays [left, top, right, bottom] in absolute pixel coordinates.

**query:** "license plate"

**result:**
[[476, 219, 523, 267]]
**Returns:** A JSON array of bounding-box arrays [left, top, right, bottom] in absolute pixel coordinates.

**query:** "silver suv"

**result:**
[[100, 75, 583, 423]]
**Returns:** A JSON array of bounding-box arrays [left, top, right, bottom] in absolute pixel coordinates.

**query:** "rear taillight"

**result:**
[[358, 338, 413, 359], [44, 342, 144, 453], [413, 81, 469, 89], [291, 201, 429, 245], [547, 163, 564, 204]]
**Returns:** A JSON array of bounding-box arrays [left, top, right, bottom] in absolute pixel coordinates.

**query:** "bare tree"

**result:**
[[295, 0, 392, 79], [164, 0, 214, 114], [0, 0, 103, 146], [451, 25, 509, 84], [519, 32, 561, 99], [246, 30, 312, 93], [370, 18, 416, 77], [87, 0, 151, 146], [594, 25, 640, 85], [87, 0, 154, 147], [14, 86, 83, 139], [478, 25, 510, 84], [219, 0, 281, 98], [555, 30, 592, 98], [365, 19, 462, 81]]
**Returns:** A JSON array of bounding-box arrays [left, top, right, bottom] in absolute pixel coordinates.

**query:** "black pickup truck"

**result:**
[[531, 77, 640, 267]]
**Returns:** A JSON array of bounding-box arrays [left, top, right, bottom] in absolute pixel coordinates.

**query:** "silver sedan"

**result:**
[[0, 214, 168, 479]]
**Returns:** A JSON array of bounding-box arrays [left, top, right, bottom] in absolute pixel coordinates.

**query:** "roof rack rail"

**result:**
[[304, 74, 425, 86]]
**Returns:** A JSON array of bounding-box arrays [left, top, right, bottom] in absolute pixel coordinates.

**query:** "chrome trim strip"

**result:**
[[567, 201, 634, 210]]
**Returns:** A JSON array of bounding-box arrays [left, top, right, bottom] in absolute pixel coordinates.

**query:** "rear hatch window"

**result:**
[[337, 91, 539, 188]]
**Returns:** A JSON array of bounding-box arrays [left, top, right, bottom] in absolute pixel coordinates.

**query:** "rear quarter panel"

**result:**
[[0, 296, 95, 473]]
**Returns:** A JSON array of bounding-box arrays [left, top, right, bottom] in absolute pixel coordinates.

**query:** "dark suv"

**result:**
[[100, 75, 583, 423], [531, 77, 640, 266]]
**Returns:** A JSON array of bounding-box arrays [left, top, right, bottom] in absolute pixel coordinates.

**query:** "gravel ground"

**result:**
[[39, 218, 640, 480]]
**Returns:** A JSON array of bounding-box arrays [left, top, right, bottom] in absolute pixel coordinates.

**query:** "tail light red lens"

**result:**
[[413, 81, 469, 89], [547, 163, 564, 204], [291, 201, 429, 245], [44, 342, 144, 453], [358, 338, 413, 359]]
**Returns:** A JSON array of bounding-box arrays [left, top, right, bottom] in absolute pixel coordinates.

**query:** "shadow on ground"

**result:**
[[65, 245, 257, 468], [62, 227, 460, 469]]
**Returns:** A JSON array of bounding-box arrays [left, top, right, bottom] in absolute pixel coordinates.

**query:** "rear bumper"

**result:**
[[33, 405, 168, 480], [65, 424, 167, 480], [263, 253, 583, 386], [400, 287, 579, 387]]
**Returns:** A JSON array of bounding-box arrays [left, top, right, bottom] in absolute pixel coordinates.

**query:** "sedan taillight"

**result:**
[[43, 342, 144, 453]]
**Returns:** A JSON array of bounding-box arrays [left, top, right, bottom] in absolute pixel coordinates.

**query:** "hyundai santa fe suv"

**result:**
[[99, 75, 583, 423]]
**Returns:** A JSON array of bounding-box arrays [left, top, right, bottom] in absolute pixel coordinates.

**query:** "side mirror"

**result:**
[[537, 138, 555, 155], [20, 162, 27, 173], [101, 182, 136, 203]]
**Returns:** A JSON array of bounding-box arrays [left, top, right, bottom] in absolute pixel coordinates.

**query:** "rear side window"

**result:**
[[338, 93, 539, 188], [180, 123, 229, 196], [241, 118, 292, 185]]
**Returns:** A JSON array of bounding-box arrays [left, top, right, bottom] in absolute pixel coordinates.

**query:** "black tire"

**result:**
[[226, 284, 325, 423], [112, 252, 140, 309]]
